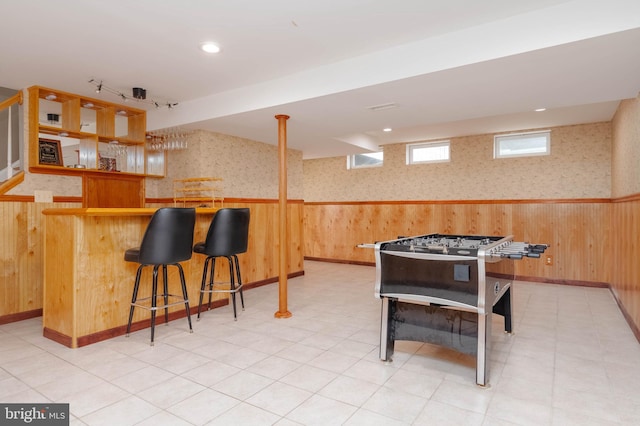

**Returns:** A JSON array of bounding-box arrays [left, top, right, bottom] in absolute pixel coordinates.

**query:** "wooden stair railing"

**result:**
[[0, 91, 24, 195]]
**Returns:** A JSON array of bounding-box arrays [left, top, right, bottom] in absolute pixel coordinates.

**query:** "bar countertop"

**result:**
[[42, 207, 218, 216]]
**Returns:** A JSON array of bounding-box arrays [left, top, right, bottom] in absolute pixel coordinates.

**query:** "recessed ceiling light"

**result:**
[[535, 108, 546, 112], [383, 128, 392, 132], [200, 42, 221, 53]]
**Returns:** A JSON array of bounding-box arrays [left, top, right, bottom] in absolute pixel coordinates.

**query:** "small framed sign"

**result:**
[[38, 138, 63, 166]]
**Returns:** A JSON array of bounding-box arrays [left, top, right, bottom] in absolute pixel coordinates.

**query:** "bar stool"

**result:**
[[125, 207, 196, 345], [193, 208, 250, 320]]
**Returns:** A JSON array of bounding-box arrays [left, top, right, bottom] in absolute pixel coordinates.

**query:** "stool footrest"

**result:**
[[201, 282, 244, 294], [131, 294, 189, 311]]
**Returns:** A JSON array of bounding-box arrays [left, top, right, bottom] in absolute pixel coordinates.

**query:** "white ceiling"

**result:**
[[2, 0, 640, 159]]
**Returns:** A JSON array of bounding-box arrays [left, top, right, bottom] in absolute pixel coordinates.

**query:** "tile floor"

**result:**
[[1, 261, 640, 425]]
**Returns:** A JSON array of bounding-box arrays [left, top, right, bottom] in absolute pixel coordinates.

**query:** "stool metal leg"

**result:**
[[176, 263, 193, 333], [207, 257, 216, 310], [197, 257, 209, 319], [198, 257, 214, 319], [227, 256, 237, 320], [127, 265, 145, 336], [233, 254, 245, 311], [150, 265, 159, 345], [162, 264, 169, 326]]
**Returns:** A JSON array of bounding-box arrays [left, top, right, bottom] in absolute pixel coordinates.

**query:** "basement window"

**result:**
[[494, 131, 550, 159], [347, 151, 383, 169], [407, 140, 450, 164]]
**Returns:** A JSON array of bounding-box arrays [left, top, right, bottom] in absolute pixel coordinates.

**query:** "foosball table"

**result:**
[[363, 233, 548, 386]]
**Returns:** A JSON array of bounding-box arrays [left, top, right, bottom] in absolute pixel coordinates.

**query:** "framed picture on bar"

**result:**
[[38, 138, 63, 166]]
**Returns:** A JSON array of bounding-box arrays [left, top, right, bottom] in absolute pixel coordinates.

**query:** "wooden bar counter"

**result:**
[[42, 207, 220, 348]]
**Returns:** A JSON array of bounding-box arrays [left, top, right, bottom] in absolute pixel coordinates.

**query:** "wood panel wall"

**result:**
[[3, 196, 639, 337], [0, 198, 80, 323], [83, 173, 145, 208], [303, 200, 612, 285], [611, 197, 640, 335], [0, 197, 304, 324]]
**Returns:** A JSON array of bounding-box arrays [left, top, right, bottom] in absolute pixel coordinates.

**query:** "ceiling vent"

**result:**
[[367, 102, 398, 112]]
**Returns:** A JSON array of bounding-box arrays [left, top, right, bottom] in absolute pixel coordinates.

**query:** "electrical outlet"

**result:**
[[545, 255, 553, 266]]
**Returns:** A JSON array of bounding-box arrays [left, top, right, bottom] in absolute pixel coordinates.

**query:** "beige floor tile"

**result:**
[[280, 364, 339, 393], [286, 394, 358, 426], [362, 386, 429, 423], [80, 395, 160, 426], [318, 375, 380, 406], [247, 381, 313, 416], [167, 389, 239, 425], [343, 408, 408, 425], [1, 262, 639, 425], [415, 400, 485, 426], [431, 380, 494, 415], [205, 402, 281, 425], [137, 375, 206, 407], [246, 355, 302, 380], [211, 370, 274, 400]]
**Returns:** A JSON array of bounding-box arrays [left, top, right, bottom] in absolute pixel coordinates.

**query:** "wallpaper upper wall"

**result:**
[[612, 95, 640, 198], [146, 130, 304, 200], [6, 87, 621, 202], [303, 122, 612, 202]]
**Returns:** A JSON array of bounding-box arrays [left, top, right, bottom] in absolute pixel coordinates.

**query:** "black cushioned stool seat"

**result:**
[[125, 207, 196, 345]]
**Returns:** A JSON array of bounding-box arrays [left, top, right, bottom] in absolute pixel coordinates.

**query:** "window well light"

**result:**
[[200, 42, 221, 53]]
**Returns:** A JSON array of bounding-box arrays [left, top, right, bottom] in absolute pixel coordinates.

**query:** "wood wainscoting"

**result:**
[[0, 196, 81, 324], [0, 196, 304, 332], [304, 197, 640, 339], [3, 194, 639, 341], [304, 199, 612, 284], [610, 195, 640, 340]]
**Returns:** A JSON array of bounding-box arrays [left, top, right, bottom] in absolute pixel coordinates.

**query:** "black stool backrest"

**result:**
[[202, 208, 250, 257], [138, 208, 196, 265]]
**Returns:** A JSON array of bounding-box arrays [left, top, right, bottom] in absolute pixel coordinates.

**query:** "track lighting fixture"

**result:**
[[88, 79, 178, 109], [132, 87, 146, 100]]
